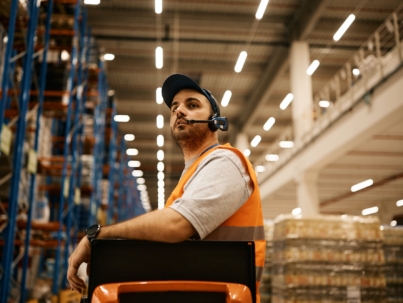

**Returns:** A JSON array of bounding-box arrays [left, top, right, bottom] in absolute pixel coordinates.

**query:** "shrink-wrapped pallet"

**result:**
[[272, 214, 386, 303], [382, 226, 403, 302]]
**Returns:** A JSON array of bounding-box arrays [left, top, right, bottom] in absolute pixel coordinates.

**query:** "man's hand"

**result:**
[[67, 237, 91, 293]]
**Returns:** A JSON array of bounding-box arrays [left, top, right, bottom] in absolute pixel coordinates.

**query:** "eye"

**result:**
[[188, 103, 198, 109]]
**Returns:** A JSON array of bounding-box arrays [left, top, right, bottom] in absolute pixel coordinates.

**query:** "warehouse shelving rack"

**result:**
[[0, 1, 146, 301], [0, 0, 53, 302]]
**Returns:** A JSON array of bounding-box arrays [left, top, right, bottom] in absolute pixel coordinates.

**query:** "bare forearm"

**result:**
[[98, 208, 196, 243]]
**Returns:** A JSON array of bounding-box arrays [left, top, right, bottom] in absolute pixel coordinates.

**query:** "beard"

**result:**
[[171, 122, 211, 153]]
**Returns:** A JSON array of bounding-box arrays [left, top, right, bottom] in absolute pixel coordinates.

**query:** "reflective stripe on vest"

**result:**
[[203, 225, 265, 241]]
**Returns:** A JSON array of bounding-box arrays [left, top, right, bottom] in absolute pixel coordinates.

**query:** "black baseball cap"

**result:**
[[161, 74, 220, 116]]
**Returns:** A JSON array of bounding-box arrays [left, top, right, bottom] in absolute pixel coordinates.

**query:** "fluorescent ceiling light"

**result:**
[[61, 50, 70, 61], [84, 0, 100, 5], [158, 192, 165, 198], [157, 135, 164, 147], [279, 93, 294, 110], [158, 187, 165, 194], [396, 200, 403, 207], [103, 53, 115, 61], [126, 149, 138, 156], [156, 87, 163, 104], [256, 165, 265, 173], [158, 180, 165, 187], [306, 60, 320, 76], [255, 0, 269, 20], [158, 172, 165, 180], [156, 114, 164, 129], [292, 207, 301, 215], [263, 117, 275, 131], [158, 200, 165, 210], [279, 141, 294, 148], [265, 154, 279, 162], [157, 162, 165, 172], [362, 206, 378, 216], [137, 184, 147, 191], [132, 170, 143, 177], [234, 51, 247, 73], [243, 149, 251, 157], [157, 150, 164, 161], [221, 90, 232, 107], [137, 178, 145, 185], [351, 179, 373, 192], [124, 134, 135, 141], [251, 135, 261, 147], [155, 0, 162, 14], [333, 14, 355, 41], [128, 160, 141, 168], [319, 100, 331, 108], [114, 115, 130, 122], [140, 191, 148, 197], [390, 220, 397, 227], [156, 46, 163, 69], [352, 68, 360, 76]]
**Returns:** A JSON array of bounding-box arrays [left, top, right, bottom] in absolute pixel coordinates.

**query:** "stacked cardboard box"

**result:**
[[272, 215, 386, 303]]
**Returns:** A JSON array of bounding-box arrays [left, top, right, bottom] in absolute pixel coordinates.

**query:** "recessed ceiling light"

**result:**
[[333, 14, 355, 41], [124, 134, 135, 141], [265, 154, 279, 162], [279, 141, 294, 148], [292, 207, 301, 215], [132, 170, 143, 177], [126, 148, 138, 156], [279, 93, 293, 110], [251, 135, 261, 147], [362, 206, 378, 216], [114, 115, 130, 122], [351, 179, 373, 192]]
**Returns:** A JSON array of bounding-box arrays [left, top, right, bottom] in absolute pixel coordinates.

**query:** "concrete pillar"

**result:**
[[295, 171, 319, 215], [235, 133, 249, 152], [290, 41, 314, 144]]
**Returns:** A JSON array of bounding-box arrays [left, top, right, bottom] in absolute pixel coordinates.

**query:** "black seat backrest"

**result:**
[[87, 239, 256, 303]]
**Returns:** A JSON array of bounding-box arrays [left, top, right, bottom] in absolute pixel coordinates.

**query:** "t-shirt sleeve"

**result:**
[[169, 149, 252, 239]]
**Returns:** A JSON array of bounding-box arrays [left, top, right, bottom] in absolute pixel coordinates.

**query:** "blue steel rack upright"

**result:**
[[0, 0, 50, 302], [0, 0, 18, 133], [106, 102, 118, 225], [52, 0, 83, 295], [61, 6, 91, 290], [88, 61, 107, 226], [20, 1, 54, 302]]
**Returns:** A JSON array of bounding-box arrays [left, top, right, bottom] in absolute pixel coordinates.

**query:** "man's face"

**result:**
[[169, 89, 213, 150]]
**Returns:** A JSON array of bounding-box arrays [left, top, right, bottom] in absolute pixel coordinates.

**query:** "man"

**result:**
[[67, 74, 266, 302]]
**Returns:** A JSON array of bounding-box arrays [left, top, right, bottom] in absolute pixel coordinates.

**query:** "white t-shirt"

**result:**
[[169, 148, 253, 239]]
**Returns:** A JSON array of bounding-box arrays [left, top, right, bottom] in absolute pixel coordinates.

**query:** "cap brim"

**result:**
[[162, 74, 205, 108]]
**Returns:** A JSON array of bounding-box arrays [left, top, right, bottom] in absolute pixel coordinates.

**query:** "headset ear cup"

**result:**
[[208, 115, 218, 132]]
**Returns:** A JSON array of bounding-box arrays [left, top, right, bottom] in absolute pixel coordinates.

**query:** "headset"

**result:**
[[187, 89, 229, 132]]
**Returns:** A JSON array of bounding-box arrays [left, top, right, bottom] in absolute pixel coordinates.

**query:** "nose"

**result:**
[[175, 103, 187, 117]]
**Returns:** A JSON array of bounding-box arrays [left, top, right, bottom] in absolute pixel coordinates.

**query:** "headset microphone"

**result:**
[[187, 117, 229, 131]]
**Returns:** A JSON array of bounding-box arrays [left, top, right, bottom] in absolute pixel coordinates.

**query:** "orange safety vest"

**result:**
[[165, 143, 266, 303]]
